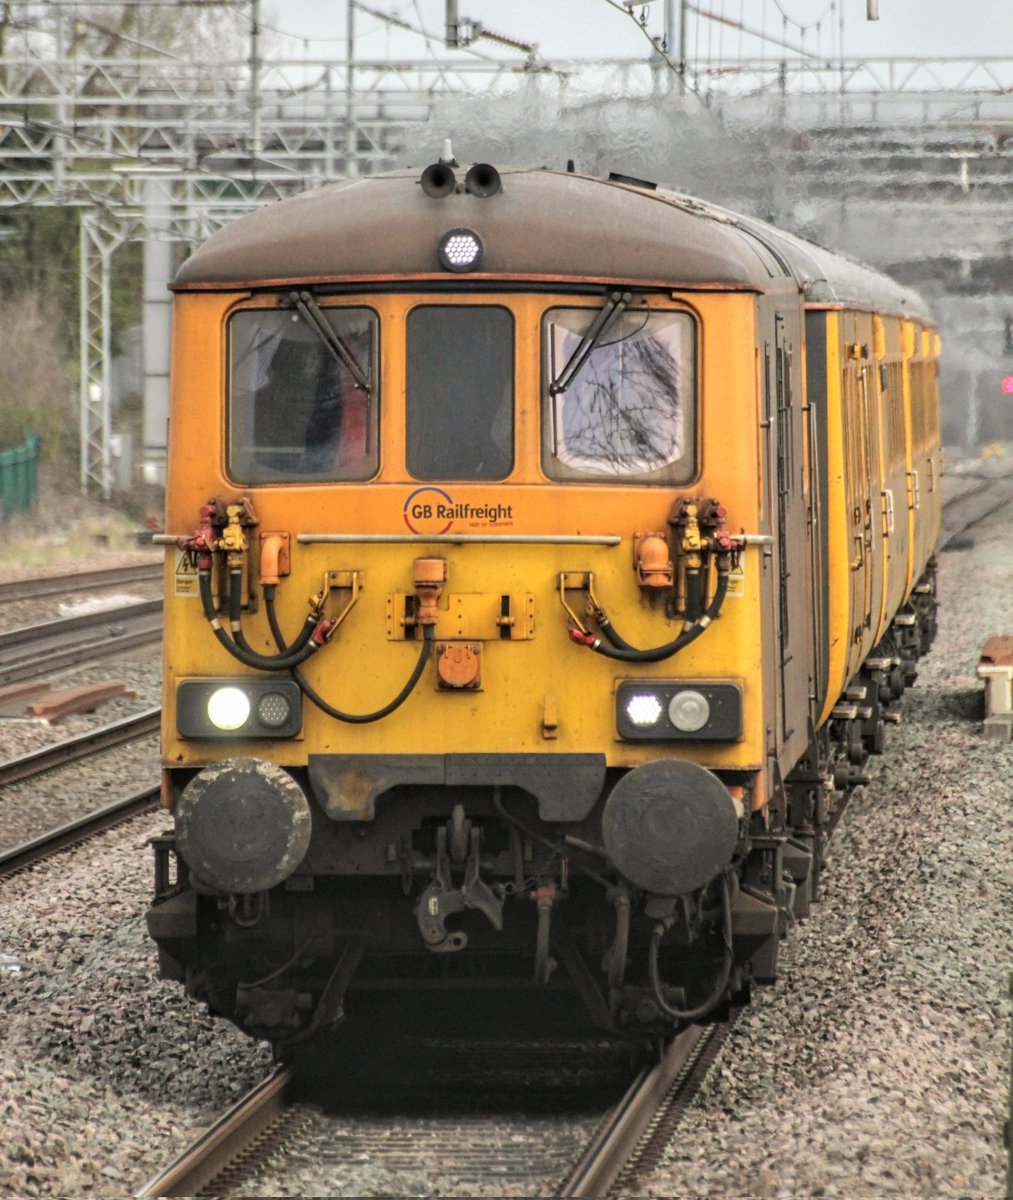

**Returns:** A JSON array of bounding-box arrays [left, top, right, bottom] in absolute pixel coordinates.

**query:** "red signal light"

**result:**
[[1003, 375, 1013, 395]]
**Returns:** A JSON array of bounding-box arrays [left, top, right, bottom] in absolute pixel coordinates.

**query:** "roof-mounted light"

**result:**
[[438, 227, 484, 273]]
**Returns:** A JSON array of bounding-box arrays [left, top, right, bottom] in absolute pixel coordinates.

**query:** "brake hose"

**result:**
[[574, 571, 729, 663], [263, 584, 317, 655], [647, 870, 734, 1021], [199, 569, 320, 672], [226, 570, 317, 662], [292, 624, 435, 724]]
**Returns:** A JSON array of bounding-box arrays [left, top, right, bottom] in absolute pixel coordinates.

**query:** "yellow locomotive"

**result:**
[[147, 155, 941, 1047]]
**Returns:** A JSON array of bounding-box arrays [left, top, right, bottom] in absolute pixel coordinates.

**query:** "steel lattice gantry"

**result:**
[[0, 0, 1011, 492]]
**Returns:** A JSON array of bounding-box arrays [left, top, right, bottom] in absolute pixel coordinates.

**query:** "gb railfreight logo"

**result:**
[[403, 487, 514, 535]]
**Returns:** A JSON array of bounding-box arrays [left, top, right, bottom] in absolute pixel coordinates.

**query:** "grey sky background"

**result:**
[[266, 1, 1013, 63]]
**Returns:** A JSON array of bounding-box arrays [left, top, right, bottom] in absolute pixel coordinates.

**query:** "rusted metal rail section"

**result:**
[[557, 1021, 730, 1198], [0, 707, 161, 787], [0, 562, 161, 605], [134, 1066, 296, 1199], [0, 599, 163, 687], [0, 785, 160, 881]]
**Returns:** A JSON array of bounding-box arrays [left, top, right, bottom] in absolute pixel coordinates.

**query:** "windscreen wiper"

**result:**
[[290, 289, 371, 394], [549, 290, 632, 396]]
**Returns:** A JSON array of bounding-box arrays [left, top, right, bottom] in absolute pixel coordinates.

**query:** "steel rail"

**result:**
[[133, 1066, 295, 1199], [0, 785, 160, 881], [0, 597, 163, 651], [0, 563, 161, 605], [0, 707, 161, 788], [557, 1022, 718, 1199], [0, 600, 163, 687]]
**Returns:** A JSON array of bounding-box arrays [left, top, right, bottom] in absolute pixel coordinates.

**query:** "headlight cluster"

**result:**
[[177, 679, 302, 739], [438, 227, 484, 272], [616, 680, 742, 741]]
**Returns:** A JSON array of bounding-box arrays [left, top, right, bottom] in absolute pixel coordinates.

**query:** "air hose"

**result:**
[[200, 567, 430, 721], [199, 569, 321, 672], [227, 571, 317, 660], [573, 571, 729, 663], [291, 624, 435, 724], [647, 870, 734, 1022], [263, 584, 317, 655]]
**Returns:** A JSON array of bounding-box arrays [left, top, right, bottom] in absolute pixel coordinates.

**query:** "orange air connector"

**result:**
[[259, 533, 290, 587], [413, 557, 448, 627], [633, 531, 674, 589]]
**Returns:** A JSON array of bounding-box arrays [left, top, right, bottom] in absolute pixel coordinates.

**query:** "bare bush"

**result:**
[[0, 291, 75, 459]]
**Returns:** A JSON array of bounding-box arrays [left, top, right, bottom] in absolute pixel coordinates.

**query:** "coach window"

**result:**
[[542, 306, 696, 483], [406, 305, 514, 480], [227, 305, 378, 483]]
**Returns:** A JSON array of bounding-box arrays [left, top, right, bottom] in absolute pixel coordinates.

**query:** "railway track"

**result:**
[[0, 562, 161, 605], [0, 707, 160, 787], [133, 1022, 732, 1199], [558, 1021, 732, 1197], [0, 598, 163, 687], [0, 784, 160, 881], [134, 1067, 296, 1199]]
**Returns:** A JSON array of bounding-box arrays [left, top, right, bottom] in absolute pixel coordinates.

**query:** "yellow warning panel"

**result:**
[[174, 549, 199, 597], [725, 561, 746, 599]]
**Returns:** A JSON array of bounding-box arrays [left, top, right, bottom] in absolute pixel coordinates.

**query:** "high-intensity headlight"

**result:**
[[438, 227, 484, 272], [668, 689, 711, 732], [178, 679, 301, 739], [625, 693, 664, 727], [207, 686, 251, 731]]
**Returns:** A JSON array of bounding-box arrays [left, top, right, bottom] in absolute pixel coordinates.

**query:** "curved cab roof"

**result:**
[[173, 163, 932, 322]]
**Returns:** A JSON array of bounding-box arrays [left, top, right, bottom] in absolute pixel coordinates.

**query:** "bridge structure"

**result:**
[[0, 2, 1010, 493]]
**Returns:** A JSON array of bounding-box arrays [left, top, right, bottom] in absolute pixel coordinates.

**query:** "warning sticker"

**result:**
[[174, 549, 199, 597], [725, 561, 746, 598]]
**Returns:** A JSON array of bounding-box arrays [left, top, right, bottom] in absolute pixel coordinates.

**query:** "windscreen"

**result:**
[[405, 305, 514, 480], [227, 305, 378, 483], [543, 307, 696, 483]]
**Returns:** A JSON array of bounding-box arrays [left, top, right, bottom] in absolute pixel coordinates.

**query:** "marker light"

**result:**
[[438, 227, 484, 272], [256, 691, 293, 729], [625, 693, 664, 727], [668, 689, 711, 733], [206, 686, 251, 731]]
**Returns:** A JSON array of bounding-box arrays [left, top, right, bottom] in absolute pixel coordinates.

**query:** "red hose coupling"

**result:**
[[530, 883, 557, 906], [312, 618, 336, 646], [568, 628, 596, 647]]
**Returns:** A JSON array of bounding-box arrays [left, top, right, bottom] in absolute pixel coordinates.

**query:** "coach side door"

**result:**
[[766, 308, 813, 764], [840, 313, 884, 659]]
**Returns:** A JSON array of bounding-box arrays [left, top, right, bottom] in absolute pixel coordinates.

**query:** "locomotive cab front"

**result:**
[[147, 161, 935, 1047]]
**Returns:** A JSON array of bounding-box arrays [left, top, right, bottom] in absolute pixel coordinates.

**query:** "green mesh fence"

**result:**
[[0, 433, 40, 519]]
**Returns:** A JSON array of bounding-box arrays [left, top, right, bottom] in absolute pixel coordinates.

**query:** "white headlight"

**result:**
[[625, 693, 664, 727], [439, 227, 484, 272], [206, 686, 251, 731], [668, 690, 710, 733]]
